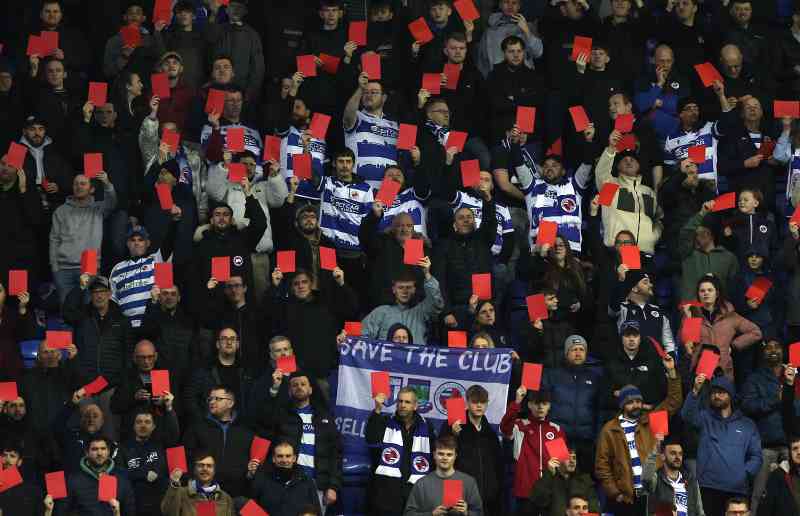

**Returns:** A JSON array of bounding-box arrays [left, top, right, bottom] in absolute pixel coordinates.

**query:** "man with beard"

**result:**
[[275, 81, 327, 182], [595, 354, 682, 516], [162, 450, 235, 515], [681, 374, 762, 516], [201, 85, 262, 162], [248, 441, 319, 516], [758, 434, 800, 516], [152, 51, 196, 131], [19, 115, 72, 211], [642, 436, 703, 516], [366, 386, 438, 516], [609, 269, 676, 355], [740, 340, 790, 512]]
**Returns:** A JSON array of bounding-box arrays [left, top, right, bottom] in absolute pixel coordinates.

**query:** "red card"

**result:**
[[453, 0, 480, 21], [403, 239, 424, 265], [568, 106, 590, 132], [156, 183, 174, 210], [526, 293, 549, 321], [791, 205, 800, 225], [536, 220, 558, 247], [205, 88, 225, 115], [712, 192, 736, 211], [397, 124, 417, 150], [154, 262, 174, 289], [296, 54, 317, 77], [0, 382, 18, 401], [516, 106, 536, 134], [446, 131, 468, 152], [348, 21, 367, 46], [5, 141, 27, 169], [679, 300, 702, 309], [774, 100, 800, 118], [161, 128, 180, 152], [447, 331, 468, 348], [446, 395, 466, 425], [443, 479, 464, 507], [357, 51, 381, 80], [649, 410, 669, 436], [460, 159, 481, 188], [371, 371, 390, 397], [694, 62, 723, 88], [616, 133, 637, 152], [546, 137, 564, 156], [598, 183, 619, 206], [211, 256, 231, 281], [26, 35, 45, 56], [196, 501, 216, 516], [408, 17, 434, 44], [571, 36, 592, 61], [46, 330, 72, 349], [8, 269, 27, 296], [544, 437, 570, 461], [226, 127, 245, 152], [421, 73, 441, 95], [166, 446, 188, 474], [97, 474, 117, 501], [40, 31, 59, 54], [292, 154, 312, 180], [151, 369, 171, 396], [687, 145, 706, 164], [614, 113, 634, 133], [319, 53, 341, 74], [522, 362, 543, 391], [443, 63, 461, 90], [263, 135, 282, 162], [319, 246, 337, 270], [228, 163, 247, 183], [344, 321, 362, 336], [648, 336, 668, 359], [83, 153, 103, 178], [83, 376, 109, 395], [45, 471, 67, 499], [88, 82, 108, 106], [240, 500, 269, 516], [153, 0, 173, 25], [120, 25, 142, 48], [745, 277, 773, 301], [696, 349, 720, 377], [471, 273, 492, 300], [681, 317, 703, 343], [0, 466, 22, 493], [309, 113, 331, 140], [789, 342, 800, 367], [250, 437, 272, 463], [276, 355, 297, 374], [376, 178, 402, 206], [151, 73, 171, 99], [759, 140, 776, 158], [276, 250, 296, 273], [619, 245, 641, 269]]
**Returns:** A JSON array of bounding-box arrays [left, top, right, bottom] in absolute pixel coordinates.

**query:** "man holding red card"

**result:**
[[61, 436, 135, 515], [246, 441, 319, 516], [161, 450, 235, 515], [404, 435, 484, 516], [595, 354, 681, 515]]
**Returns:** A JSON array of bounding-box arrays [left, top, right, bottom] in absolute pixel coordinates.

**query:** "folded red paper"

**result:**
[[348, 21, 367, 46], [228, 163, 247, 183], [397, 124, 417, 150], [154, 262, 174, 289], [5, 141, 27, 169], [226, 127, 245, 152], [536, 220, 558, 247], [251, 436, 272, 463], [569, 106, 590, 132], [443, 63, 461, 90], [151, 369, 171, 396], [296, 54, 317, 77], [694, 62, 723, 87], [46, 470, 68, 499], [516, 106, 536, 134], [404, 239, 424, 265], [447, 331, 468, 348], [88, 82, 108, 106], [421, 73, 441, 95], [292, 153, 312, 180], [712, 192, 736, 211], [151, 72, 171, 99], [649, 410, 669, 436], [41, 31, 59, 55], [544, 437, 570, 461], [309, 113, 332, 140], [443, 479, 464, 507], [446, 395, 466, 426], [774, 100, 800, 118], [681, 317, 703, 343], [0, 381, 18, 401], [240, 499, 269, 516], [319, 53, 340, 74], [648, 336, 668, 359], [166, 446, 188, 473], [344, 321, 362, 336], [98, 474, 117, 501], [696, 349, 720, 378], [687, 145, 706, 164], [619, 245, 641, 269], [614, 113, 634, 133], [522, 362, 543, 391], [789, 342, 800, 367], [83, 376, 109, 396], [616, 133, 637, 152], [211, 256, 231, 281], [205, 89, 225, 115], [119, 25, 142, 48], [526, 293, 549, 321], [8, 269, 27, 296], [46, 330, 72, 349], [263, 135, 282, 162], [371, 371, 390, 398], [361, 52, 381, 80], [745, 277, 773, 302], [471, 273, 492, 300], [453, 0, 480, 21], [446, 131, 468, 152], [570, 35, 592, 61], [195, 500, 216, 516], [408, 17, 434, 44], [276, 355, 297, 374], [460, 159, 481, 188], [161, 128, 180, 152], [375, 178, 402, 207], [156, 183, 174, 210], [598, 183, 619, 206], [0, 466, 22, 493], [319, 246, 337, 270], [276, 250, 296, 273], [84, 153, 103, 178]]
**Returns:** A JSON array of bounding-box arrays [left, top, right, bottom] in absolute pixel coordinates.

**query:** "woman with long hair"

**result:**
[[680, 274, 762, 383], [466, 298, 510, 348], [527, 234, 589, 326]]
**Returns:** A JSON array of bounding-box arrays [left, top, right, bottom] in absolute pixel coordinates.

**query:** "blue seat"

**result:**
[[20, 339, 42, 369]]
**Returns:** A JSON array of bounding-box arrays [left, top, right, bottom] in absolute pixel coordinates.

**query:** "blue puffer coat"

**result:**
[[543, 362, 604, 441], [739, 366, 786, 447]]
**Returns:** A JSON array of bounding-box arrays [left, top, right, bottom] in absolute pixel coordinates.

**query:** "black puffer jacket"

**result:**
[[604, 345, 667, 411], [20, 359, 83, 434], [251, 466, 320, 516], [62, 287, 133, 387]]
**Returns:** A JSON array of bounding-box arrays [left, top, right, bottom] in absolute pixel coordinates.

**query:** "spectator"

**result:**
[[58, 436, 136, 515], [500, 386, 567, 515], [20, 339, 81, 435], [720, 1, 772, 76], [103, 3, 157, 80], [656, 0, 714, 78], [0, 440, 47, 516], [757, 434, 800, 516], [594, 354, 682, 516], [539, 0, 599, 91], [465, 298, 510, 348], [522, 289, 575, 368], [34, 1, 91, 78], [772, 115, 800, 217], [0, 154, 44, 285], [716, 44, 773, 103], [772, 4, 800, 99], [161, 450, 235, 515], [0, 61, 25, 151], [366, 386, 437, 516], [0, 280, 35, 381], [609, 269, 676, 355], [0, 395, 57, 476], [53, 396, 113, 473], [362, 260, 444, 346], [681, 374, 763, 516], [200, 85, 262, 162], [604, 324, 669, 411], [208, 0, 265, 102], [782, 220, 800, 343], [248, 335, 297, 435], [183, 385, 255, 498], [641, 436, 703, 516], [19, 115, 72, 212], [152, 51, 197, 132], [720, 188, 777, 265], [274, 80, 328, 180], [439, 385, 503, 514], [477, 0, 542, 78], [730, 248, 776, 340], [530, 451, 601, 516], [152, 1, 209, 90], [403, 434, 483, 516], [388, 324, 414, 344], [633, 45, 690, 142], [248, 440, 320, 516]]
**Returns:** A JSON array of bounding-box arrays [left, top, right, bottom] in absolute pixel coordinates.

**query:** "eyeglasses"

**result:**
[[207, 396, 232, 403]]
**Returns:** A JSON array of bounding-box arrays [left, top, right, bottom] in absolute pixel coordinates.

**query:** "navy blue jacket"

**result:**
[[542, 362, 603, 442], [251, 466, 319, 516], [117, 437, 169, 515], [681, 392, 763, 495], [56, 464, 136, 516], [740, 366, 786, 447]]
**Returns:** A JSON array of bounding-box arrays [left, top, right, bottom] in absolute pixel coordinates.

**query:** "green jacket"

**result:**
[[530, 469, 600, 516], [678, 211, 739, 300]]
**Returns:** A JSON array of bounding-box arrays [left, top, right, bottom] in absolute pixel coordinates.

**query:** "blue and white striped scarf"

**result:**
[[666, 472, 688, 516], [619, 415, 643, 490]]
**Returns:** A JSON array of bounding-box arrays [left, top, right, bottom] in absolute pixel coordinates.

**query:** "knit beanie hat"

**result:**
[[618, 384, 643, 409]]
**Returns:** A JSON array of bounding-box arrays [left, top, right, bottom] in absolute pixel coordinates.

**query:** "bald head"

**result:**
[[133, 340, 157, 371], [720, 44, 743, 78]]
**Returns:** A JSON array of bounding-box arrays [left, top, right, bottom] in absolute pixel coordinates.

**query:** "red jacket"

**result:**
[[500, 400, 566, 498]]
